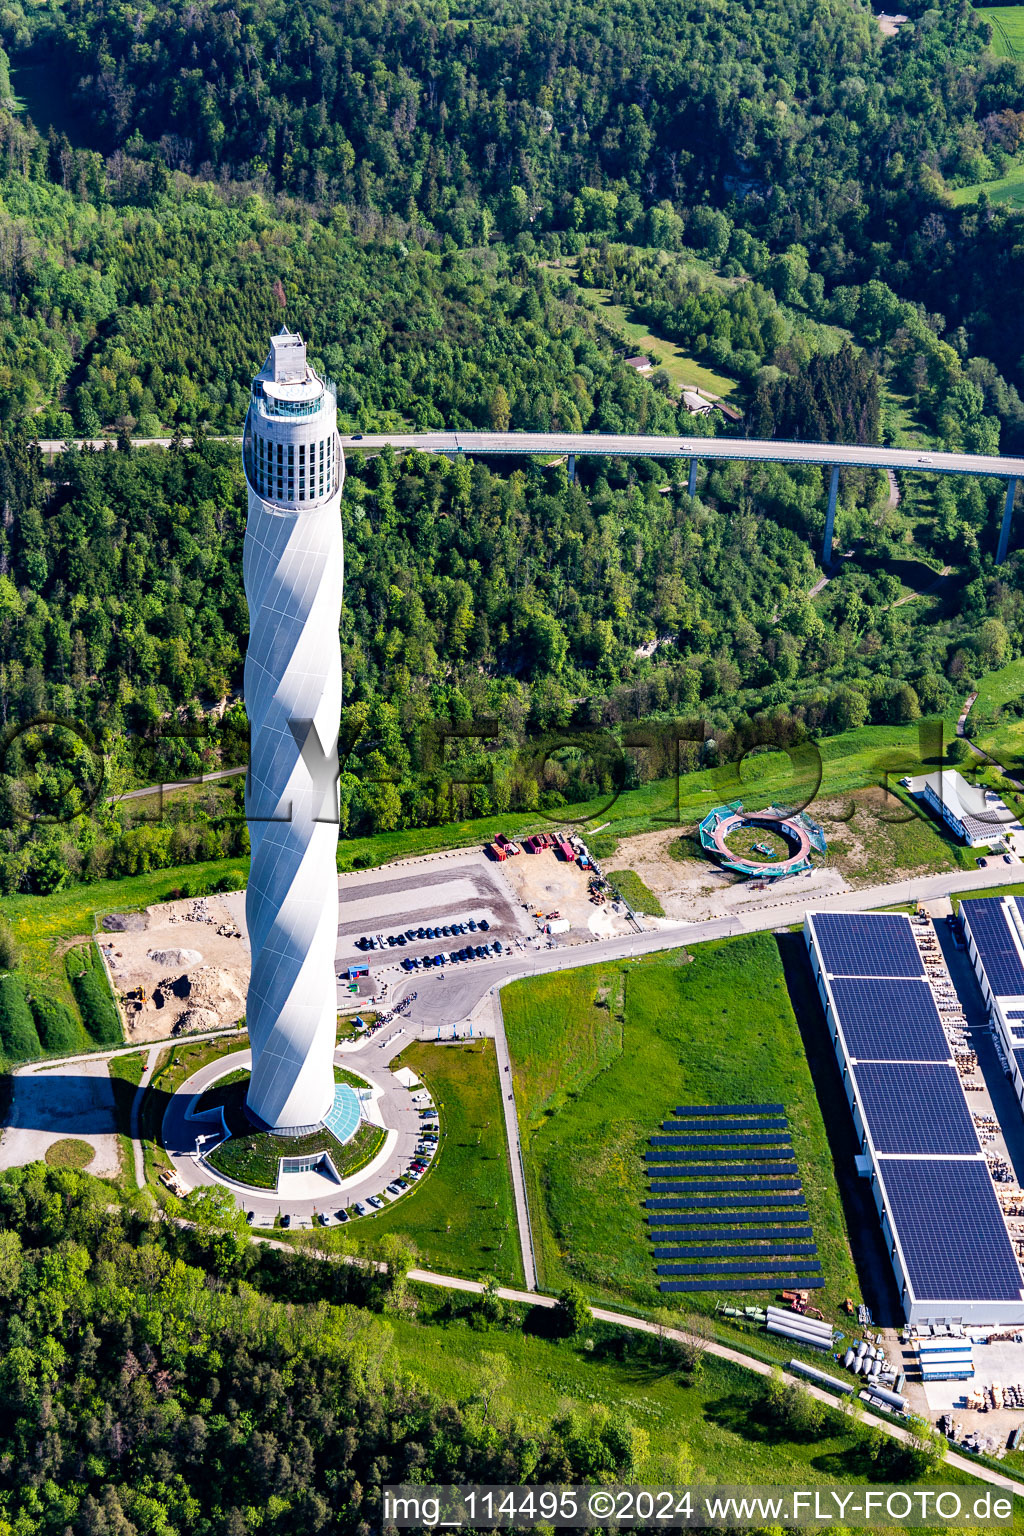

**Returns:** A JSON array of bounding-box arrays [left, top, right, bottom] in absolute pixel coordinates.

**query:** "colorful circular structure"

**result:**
[[698, 801, 827, 880]]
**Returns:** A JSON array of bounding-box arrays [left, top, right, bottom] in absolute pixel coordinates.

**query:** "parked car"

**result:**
[[468, 919, 478, 931], [334, 1209, 350, 1223], [1005, 854, 1013, 864], [416, 927, 426, 938], [479, 919, 490, 931], [368, 1195, 384, 1210], [281, 1214, 291, 1229], [979, 857, 988, 867], [354, 1201, 369, 1216]]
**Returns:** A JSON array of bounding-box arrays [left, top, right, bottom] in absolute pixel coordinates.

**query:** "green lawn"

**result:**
[[967, 656, 1024, 767], [350, 1040, 524, 1286], [44, 1137, 95, 1169], [140, 1035, 245, 1189], [976, 4, 1024, 57], [606, 868, 666, 916], [578, 287, 739, 400], [502, 934, 861, 1318], [950, 162, 1024, 209]]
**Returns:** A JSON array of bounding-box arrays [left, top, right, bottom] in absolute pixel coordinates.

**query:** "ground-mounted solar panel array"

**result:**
[[806, 909, 1024, 1323], [645, 1102, 822, 1293]]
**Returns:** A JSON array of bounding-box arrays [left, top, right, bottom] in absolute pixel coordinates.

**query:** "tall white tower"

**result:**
[[242, 330, 344, 1132]]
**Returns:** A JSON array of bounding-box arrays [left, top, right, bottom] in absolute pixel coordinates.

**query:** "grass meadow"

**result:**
[[349, 1040, 525, 1286], [977, 4, 1024, 57], [502, 933, 862, 1317]]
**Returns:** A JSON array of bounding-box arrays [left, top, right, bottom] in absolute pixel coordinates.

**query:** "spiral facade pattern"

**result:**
[[242, 331, 344, 1132]]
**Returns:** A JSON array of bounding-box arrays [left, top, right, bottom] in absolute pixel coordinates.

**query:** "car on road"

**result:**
[[917, 455, 933, 465]]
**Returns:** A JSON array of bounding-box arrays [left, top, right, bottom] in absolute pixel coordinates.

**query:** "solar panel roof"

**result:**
[[829, 977, 950, 1062], [852, 1062, 980, 1156], [880, 1159, 1023, 1303], [812, 912, 924, 978], [963, 898, 1024, 999]]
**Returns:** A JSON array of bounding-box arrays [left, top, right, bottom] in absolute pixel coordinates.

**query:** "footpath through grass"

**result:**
[[502, 933, 861, 1317], [354, 1040, 524, 1287]]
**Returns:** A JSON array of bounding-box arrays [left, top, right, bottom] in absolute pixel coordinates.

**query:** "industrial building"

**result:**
[[805, 910, 1024, 1326], [961, 895, 1024, 1120], [241, 330, 345, 1133], [908, 768, 1022, 851]]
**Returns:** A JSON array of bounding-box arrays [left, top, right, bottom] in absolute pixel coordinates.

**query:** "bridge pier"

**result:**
[[688, 457, 698, 497], [997, 476, 1018, 565], [567, 453, 575, 485], [822, 465, 840, 565]]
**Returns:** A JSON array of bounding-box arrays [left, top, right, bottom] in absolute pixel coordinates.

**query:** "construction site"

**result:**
[[98, 892, 250, 1041], [492, 830, 641, 942]]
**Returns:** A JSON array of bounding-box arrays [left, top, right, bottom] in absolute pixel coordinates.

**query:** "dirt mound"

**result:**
[[102, 911, 149, 933], [172, 966, 247, 1034], [147, 947, 203, 968]]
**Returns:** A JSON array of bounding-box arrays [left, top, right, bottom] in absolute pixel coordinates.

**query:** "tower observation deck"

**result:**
[[241, 330, 344, 1133]]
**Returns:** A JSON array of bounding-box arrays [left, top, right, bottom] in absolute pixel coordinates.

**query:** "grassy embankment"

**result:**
[[606, 868, 666, 915], [502, 933, 861, 1318], [349, 1040, 525, 1288], [395, 1292, 996, 1506]]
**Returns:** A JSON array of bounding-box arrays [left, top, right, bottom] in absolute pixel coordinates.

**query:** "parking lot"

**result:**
[[336, 849, 533, 998]]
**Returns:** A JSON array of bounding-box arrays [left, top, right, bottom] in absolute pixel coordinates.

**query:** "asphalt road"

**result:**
[[379, 855, 1024, 1026], [35, 432, 1024, 479]]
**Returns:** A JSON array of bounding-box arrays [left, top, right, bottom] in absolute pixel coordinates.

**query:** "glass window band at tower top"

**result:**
[[242, 328, 341, 510]]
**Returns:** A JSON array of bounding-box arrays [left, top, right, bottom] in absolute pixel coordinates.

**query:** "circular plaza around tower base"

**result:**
[[698, 801, 827, 880]]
